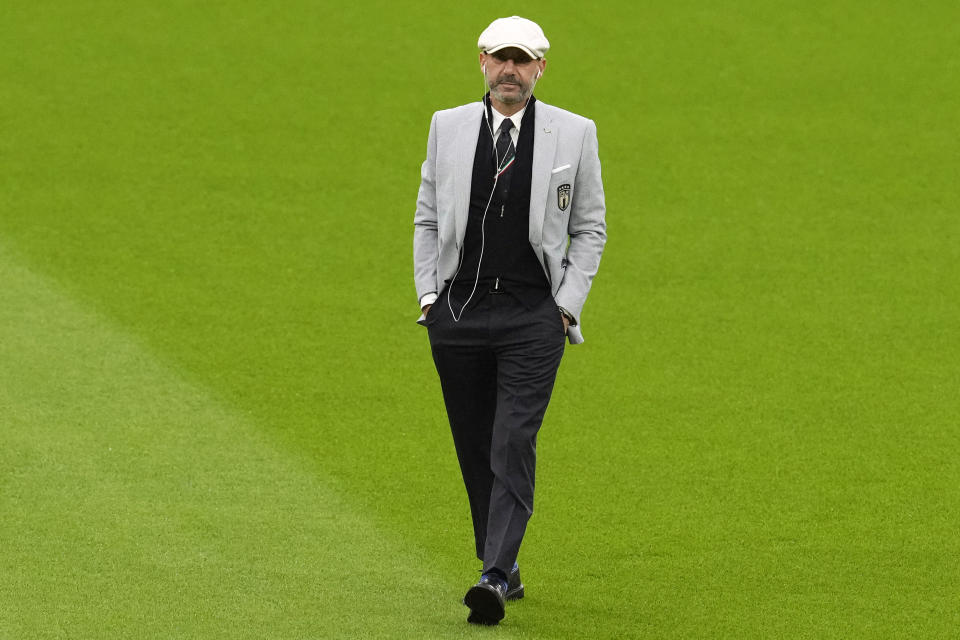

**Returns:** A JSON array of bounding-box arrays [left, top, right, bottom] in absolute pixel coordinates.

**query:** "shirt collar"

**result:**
[[490, 102, 528, 135]]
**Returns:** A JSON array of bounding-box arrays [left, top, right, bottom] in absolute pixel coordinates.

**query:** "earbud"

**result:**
[[536, 69, 542, 79], [482, 64, 486, 74]]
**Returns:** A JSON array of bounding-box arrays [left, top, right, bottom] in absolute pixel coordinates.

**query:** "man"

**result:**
[[413, 16, 606, 625]]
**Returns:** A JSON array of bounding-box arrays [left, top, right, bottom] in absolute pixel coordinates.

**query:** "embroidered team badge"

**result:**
[[557, 184, 571, 211]]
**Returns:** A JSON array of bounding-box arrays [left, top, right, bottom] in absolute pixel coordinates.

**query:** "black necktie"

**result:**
[[494, 119, 515, 201]]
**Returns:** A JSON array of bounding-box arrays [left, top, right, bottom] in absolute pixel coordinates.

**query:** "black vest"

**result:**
[[448, 96, 550, 308]]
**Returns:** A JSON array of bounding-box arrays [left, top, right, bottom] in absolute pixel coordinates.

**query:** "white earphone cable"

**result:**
[[447, 92, 500, 322]]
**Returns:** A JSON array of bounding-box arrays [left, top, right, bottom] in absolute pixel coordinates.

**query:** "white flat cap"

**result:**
[[478, 16, 550, 60]]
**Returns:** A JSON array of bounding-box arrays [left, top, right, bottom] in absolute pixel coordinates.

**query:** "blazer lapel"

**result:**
[[529, 105, 557, 258], [453, 104, 483, 246]]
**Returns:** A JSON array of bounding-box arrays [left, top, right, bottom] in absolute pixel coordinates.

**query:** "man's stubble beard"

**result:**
[[489, 76, 537, 105]]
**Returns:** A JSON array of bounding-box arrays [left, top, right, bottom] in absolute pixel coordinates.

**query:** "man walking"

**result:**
[[413, 16, 607, 625]]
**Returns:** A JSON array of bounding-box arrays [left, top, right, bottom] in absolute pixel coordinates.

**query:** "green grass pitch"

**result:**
[[2, 1, 958, 638]]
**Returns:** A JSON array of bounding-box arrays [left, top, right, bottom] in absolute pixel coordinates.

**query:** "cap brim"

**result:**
[[484, 43, 540, 59]]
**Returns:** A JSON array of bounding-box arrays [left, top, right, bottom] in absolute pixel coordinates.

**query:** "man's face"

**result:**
[[481, 47, 545, 106]]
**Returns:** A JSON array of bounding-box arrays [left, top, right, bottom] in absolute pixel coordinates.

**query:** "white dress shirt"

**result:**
[[488, 103, 526, 148]]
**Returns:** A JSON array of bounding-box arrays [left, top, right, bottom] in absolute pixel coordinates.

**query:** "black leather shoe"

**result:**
[[466, 610, 498, 625], [464, 574, 507, 625], [505, 565, 524, 601]]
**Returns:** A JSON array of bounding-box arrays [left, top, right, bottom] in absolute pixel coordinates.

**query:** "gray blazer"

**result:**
[[413, 99, 606, 344]]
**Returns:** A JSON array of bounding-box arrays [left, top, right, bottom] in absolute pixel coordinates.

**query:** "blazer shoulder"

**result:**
[[433, 101, 484, 125], [535, 100, 596, 130]]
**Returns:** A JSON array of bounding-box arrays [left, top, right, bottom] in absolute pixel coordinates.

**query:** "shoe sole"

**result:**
[[466, 611, 499, 626], [464, 584, 505, 624]]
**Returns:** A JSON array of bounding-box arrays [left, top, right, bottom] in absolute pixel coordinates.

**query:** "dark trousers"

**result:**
[[426, 289, 566, 575]]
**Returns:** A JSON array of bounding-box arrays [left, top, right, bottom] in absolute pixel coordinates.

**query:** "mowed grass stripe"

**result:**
[[0, 244, 480, 640]]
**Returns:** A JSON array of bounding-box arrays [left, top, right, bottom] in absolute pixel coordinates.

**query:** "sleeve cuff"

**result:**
[[419, 292, 438, 309]]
